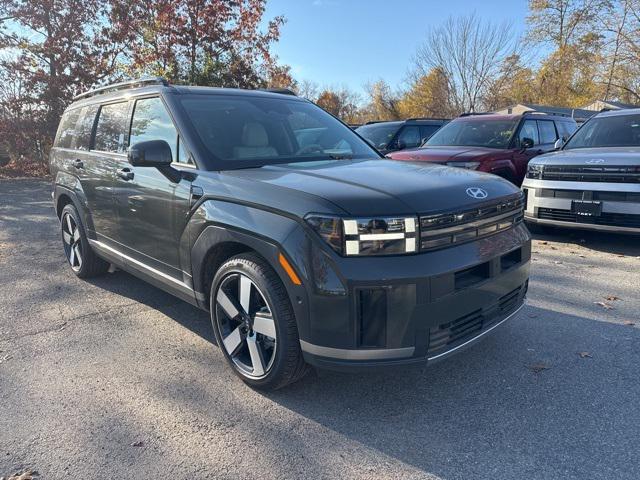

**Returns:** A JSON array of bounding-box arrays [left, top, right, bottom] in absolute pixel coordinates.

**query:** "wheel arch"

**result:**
[[191, 225, 306, 311]]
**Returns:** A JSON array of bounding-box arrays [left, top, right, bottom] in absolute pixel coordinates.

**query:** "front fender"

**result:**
[[188, 199, 313, 338]]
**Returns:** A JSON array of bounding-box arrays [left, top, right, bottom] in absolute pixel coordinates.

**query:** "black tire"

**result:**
[[210, 253, 310, 390], [60, 204, 109, 278]]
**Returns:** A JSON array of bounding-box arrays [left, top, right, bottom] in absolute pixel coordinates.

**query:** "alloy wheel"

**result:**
[[214, 273, 277, 379], [61, 212, 83, 272]]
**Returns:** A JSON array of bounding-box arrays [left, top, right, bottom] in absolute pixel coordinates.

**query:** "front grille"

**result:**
[[419, 195, 524, 251], [539, 165, 640, 183], [427, 285, 524, 355], [539, 189, 640, 202], [538, 208, 640, 228]]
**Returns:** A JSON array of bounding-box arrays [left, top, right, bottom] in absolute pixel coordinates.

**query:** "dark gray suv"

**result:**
[[51, 78, 531, 389]]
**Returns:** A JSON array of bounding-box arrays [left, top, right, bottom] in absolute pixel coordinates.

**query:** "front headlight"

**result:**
[[305, 214, 418, 256], [446, 161, 481, 170], [526, 164, 544, 179]]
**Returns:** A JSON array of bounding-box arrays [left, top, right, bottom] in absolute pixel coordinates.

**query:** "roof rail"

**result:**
[[406, 117, 450, 122], [73, 77, 169, 101], [522, 110, 570, 118], [458, 112, 493, 117], [261, 88, 297, 96]]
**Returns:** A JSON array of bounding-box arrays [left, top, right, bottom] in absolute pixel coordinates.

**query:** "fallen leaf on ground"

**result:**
[[624, 321, 635, 326], [0, 354, 11, 364], [578, 254, 586, 258], [594, 301, 614, 310], [554, 260, 563, 264], [540, 241, 548, 245], [605, 295, 621, 301], [578, 352, 592, 358], [550, 246, 558, 250], [527, 363, 550, 373], [617, 254, 625, 258], [7, 470, 38, 480], [131, 441, 144, 447]]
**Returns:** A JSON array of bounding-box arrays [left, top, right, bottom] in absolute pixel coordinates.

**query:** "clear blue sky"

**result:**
[[264, 0, 529, 96]]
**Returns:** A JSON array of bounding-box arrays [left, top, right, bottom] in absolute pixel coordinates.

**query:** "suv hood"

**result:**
[[386, 146, 501, 163], [223, 159, 520, 217], [531, 147, 640, 166]]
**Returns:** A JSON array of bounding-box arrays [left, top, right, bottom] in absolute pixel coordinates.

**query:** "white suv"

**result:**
[[522, 109, 640, 233]]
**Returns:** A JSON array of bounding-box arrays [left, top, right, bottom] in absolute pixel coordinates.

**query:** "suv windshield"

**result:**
[[426, 118, 518, 149], [180, 95, 378, 168], [564, 114, 640, 149], [355, 123, 401, 149]]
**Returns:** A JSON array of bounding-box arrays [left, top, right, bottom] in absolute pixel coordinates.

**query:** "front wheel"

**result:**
[[210, 253, 310, 390]]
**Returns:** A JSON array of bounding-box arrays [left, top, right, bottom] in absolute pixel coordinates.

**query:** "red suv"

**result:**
[[386, 112, 578, 185]]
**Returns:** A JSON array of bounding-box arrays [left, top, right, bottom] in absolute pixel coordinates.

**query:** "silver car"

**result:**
[[522, 108, 640, 233]]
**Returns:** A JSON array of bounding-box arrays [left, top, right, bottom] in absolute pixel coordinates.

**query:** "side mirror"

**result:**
[[521, 137, 534, 149], [128, 140, 173, 167], [396, 140, 406, 150], [554, 138, 564, 150]]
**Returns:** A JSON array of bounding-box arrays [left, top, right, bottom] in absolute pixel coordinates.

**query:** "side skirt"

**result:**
[[89, 239, 201, 308]]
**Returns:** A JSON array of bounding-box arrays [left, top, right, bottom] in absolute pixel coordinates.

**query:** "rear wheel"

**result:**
[[210, 253, 309, 390], [60, 204, 109, 278]]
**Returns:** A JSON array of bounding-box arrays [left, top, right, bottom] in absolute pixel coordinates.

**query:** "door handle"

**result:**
[[72, 159, 84, 169], [116, 167, 134, 181]]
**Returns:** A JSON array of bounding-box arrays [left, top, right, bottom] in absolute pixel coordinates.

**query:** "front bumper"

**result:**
[[522, 179, 640, 233], [291, 223, 531, 370]]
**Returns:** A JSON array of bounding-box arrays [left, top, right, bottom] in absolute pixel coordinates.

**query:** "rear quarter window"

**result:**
[[94, 102, 129, 153], [55, 109, 81, 149], [75, 105, 99, 151]]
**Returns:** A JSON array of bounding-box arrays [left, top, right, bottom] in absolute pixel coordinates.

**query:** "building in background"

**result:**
[[494, 103, 596, 124], [581, 100, 639, 111]]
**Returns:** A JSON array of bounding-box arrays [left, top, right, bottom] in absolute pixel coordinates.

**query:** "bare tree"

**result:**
[[527, 0, 609, 50], [413, 13, 519, 113]]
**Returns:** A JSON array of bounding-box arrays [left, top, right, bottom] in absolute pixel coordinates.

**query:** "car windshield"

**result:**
[[425, 118, 518, 149], [564, 114, 640, 149], [355, 123, 401, 149], [179, 94, 378, 168]]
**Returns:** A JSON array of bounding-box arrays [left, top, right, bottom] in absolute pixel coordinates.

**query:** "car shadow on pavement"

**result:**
[[530, 228, 640, 256], [257, 305, 640, 480], [86, 270, 215, 344]]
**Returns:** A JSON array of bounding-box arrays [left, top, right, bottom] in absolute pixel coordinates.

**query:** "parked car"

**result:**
[[522, 108, 640, 233], [355, 118, 448, 154], [386, 112, 578, 185], [50, 78, 530, 389]]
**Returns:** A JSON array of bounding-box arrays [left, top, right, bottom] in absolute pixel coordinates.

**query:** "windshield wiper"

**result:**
[[327, 154, 353, 160]]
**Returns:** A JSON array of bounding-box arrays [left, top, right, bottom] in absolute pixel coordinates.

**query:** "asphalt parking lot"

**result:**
[[1, 178, 639, 480]]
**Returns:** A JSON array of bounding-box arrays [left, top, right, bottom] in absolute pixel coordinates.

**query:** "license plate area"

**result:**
[[572, 200, 602, 217]]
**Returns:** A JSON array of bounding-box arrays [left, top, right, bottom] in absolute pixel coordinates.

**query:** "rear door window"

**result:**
[[55, 109, 81, 149], [419, 125, 441, 143], [397, 126, 421, 148], [537, 120, 558, 144], [130, 97, 178, 162], [518, 120, 539, 146], [94, 102, 129, 153]]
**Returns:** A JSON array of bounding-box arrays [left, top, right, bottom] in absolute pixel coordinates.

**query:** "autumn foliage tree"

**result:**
[[112, 0, 292, 88], [0, 0, 291, 170], [0, 0, 127, 164]]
